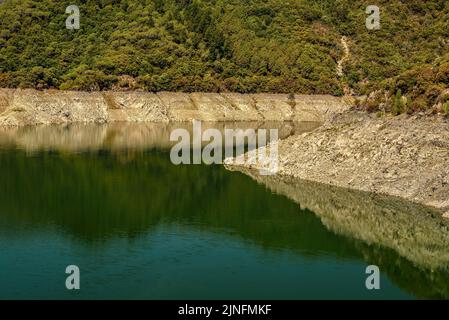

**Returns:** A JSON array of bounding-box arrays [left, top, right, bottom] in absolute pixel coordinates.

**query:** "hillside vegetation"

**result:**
[[0, 0, 448, 113]]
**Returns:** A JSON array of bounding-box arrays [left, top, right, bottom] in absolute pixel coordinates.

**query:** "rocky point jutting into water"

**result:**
[[226, 112, 449, 217]]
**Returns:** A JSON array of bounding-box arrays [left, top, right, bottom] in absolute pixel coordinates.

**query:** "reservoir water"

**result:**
[[0, 122, 448, 299]]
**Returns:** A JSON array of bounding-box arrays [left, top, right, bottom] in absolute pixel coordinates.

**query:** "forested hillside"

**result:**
[[0, 0, 448, 113]]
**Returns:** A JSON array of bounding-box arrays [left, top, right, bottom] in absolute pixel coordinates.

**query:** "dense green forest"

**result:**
[[0, 0, 448, 113]]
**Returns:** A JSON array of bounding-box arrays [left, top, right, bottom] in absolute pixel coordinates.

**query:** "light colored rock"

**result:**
[[106, 92, 169, 122], [227, 111, 449, 215], [189, 92, 231, 121], [293, 95, 350, 122], [156, 91, 198, 121], [0, 88, 14, 115], [251, 93, 294, 121], [220, 93, 263, 121], [0, 89, 349, 126], [0, 89, 108, 126]]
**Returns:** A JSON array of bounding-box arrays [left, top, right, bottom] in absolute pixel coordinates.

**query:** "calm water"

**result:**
[[0, 123, 448, 300]]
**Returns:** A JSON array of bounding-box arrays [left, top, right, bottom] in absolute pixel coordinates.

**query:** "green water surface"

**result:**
[[0, 124, 448, 300]]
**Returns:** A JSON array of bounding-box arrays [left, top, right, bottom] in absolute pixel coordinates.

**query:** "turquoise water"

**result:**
[[0, 124, 447, 300]]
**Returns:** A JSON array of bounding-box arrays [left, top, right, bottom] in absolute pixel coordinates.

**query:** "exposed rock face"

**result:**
[[220, 93, 263, 121], [226, 112, 449, 214], [251, 93, 294, 120], [0, 89, 108, 126], [105, 92, 169, 122], [0, 89, 350, 126], [293, 94, 350, 121], [0, 89, 13, 115]]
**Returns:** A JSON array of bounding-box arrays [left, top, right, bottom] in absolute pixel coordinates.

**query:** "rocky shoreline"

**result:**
[[0, 89, 349, 126], [1, 88, 448, 218], [226, 111, 449, 218]]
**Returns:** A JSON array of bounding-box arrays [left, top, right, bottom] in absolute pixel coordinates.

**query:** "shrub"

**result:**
[[392, 90, 404, 115], [442, 102, 449, 116], [411, 97, 428, 113]]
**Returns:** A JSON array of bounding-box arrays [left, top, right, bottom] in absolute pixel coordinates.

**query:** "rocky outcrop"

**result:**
[[105, 92, 169, 123], [292, 94, 350, 121], [0, 89, 350, 126], [0, 89, 109, 126], [0, 89, 13, 115], [226, 112, 449, 216]]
